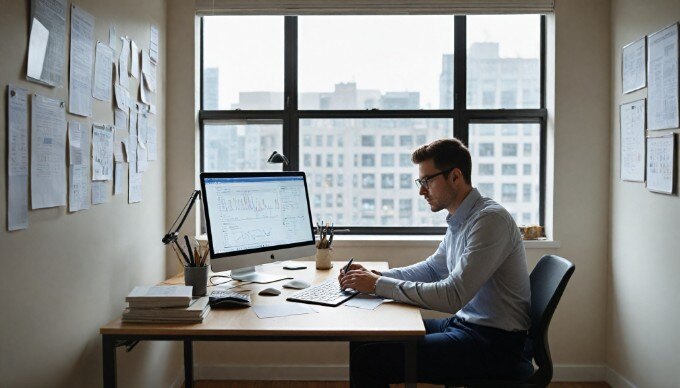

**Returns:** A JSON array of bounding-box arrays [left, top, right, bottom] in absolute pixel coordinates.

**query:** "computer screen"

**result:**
[[200, 172, 316, 282]]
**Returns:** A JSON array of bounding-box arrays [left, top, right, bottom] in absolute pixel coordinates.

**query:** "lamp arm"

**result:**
[[162, 189, 201, 245]]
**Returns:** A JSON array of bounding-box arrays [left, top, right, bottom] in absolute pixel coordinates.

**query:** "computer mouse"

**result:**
[[258, 287, 281, 296], [283, 280, 311, 289]]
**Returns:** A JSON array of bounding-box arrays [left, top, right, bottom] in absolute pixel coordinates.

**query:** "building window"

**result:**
[[502, 143, 517, 157], [381, 174, 395, 189], [381, 135, 395, 146], [502, 164, 517, 175], [523, 183, 532, 202], [479, 163, 494, 175], [400, 173, 412, 189], [479, 143, 494, 156], [502, 183, 517, 202], [201, 14, 546, 233], [381, 154, 395, 167]]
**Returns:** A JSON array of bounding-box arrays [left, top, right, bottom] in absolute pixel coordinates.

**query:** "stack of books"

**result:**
[[122, 285, 210, 323]]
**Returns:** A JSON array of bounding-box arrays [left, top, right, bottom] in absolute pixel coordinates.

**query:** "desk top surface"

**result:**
[[101, 261, 425, 338]]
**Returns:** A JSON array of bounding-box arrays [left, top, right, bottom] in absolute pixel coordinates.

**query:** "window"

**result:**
[[381, 135, 395, 146], [362, 154, 375, 167], [362, 135, 375, 147], [502, 164, 517, 175], [478, 183, 494, 198], [201, 14, 546, 233], [523, 183, 532, 202], [362, 173, 375, 188], [478, 143, 494, 156], [381, 154, 395, 167], [381, 174, 395, 189], [479, 163, 494, 175], [400, 173, 412, 189], [502, 183, 517, 202], [502, 143, 517, 157]]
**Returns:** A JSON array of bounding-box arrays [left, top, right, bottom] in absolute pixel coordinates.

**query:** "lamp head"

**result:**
[[267, 151, 289, 165]]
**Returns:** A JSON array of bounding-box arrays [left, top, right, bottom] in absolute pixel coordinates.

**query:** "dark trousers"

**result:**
[[350, 316, 531, 388]]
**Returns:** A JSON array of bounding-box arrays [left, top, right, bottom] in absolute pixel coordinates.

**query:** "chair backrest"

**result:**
[[526, 255, 575, 386]]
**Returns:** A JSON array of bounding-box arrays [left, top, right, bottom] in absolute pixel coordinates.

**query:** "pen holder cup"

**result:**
[[184, 266, 208, 296], [315, 248, 333, 270]]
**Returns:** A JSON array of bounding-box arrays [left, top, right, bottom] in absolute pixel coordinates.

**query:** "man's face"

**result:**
[[417, 159, 457, 213]]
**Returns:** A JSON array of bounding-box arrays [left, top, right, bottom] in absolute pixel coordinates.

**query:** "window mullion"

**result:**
[[284, 16, 298, 171], [454, 15, 468, 145]]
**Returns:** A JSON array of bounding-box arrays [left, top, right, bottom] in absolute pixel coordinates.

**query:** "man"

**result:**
[[339, 138, 532, 387]]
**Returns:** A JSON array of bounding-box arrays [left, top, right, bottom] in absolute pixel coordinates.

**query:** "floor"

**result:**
[[192, 381, 611, 388]]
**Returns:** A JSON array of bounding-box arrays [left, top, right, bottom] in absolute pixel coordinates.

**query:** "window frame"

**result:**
[[199, 15, 547, 235]]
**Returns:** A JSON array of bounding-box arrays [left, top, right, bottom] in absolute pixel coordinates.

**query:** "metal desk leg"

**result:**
[[184, 340, 194, 388], [102, 335, 117, 388], [404, 339, 417, 388]]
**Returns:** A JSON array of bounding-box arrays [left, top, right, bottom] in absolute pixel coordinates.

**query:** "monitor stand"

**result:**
[[231, 266, 290, 284]]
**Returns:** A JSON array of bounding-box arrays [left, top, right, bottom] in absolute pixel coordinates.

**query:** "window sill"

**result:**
[[331, 235, 560, 249]]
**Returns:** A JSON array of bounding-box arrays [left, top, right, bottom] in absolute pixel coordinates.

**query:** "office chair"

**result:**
[[445, 254, 576, 388]]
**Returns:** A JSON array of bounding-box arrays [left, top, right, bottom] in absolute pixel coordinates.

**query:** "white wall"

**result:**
[[608, 1, 680, 387], [0, 1, 180, 387], [166, 0, 614, 380]]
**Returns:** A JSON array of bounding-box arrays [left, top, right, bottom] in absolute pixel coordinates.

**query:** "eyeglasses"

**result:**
[[414, 167, 455, 189]]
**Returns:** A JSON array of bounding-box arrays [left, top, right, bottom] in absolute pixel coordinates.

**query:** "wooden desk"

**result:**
[[100, 261, 425, 387]]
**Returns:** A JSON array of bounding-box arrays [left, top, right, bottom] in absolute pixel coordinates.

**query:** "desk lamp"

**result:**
[[162, 151, 290, 259]]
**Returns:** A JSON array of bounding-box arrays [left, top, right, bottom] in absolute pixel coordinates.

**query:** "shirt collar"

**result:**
[[446, 188, 481, 228]]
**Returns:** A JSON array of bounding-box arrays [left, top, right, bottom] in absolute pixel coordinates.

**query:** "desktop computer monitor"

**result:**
[[200, 171, 316, 283]]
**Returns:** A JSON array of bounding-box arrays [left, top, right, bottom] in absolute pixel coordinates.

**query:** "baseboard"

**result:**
[[553, 364, 607, 381], [190, 363, 624, 383], [605, 367, 637, 388], [197, 364, 349, 381]]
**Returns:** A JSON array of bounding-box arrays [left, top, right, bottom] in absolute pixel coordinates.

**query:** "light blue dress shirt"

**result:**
[[375, 188, 531, 332]]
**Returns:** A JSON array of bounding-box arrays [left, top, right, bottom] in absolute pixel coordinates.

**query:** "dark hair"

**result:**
[[411, 138, 472, 185]]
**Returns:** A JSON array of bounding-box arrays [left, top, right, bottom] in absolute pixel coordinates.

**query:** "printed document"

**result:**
[[68, 121, 90, 212], [31, 94, 67, 209], [68, 5, 94, 116], [130, 39, 140, 79], [622, 37, 646, 94], [26, 19, 49, 82], [620, 100, 646, 182], [29, 0, 67, 86], [114, 163, 124, 195], [92, 124, 114, 181], [8, 85, 29, 230], [252, 304, 317, 319], [648, 24, 679, 130], [93, 42, 113, 101], [92, 181, 109, 204], [646, 135, 675, 194], [118, 37, 130, 89]]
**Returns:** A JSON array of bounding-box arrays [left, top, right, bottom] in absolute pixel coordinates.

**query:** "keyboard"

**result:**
[[286, 279, 359, 307], [209, 288, 252, 307]]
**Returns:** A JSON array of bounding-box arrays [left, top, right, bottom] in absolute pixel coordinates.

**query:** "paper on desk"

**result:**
[[68, 5, 94, 116], [252, 303, 318, 319], [344, 294, 387, 310], [31, 94, 67, 209], [8, 85, 29, 230]]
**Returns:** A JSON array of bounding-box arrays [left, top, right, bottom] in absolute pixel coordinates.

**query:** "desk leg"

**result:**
[[404, 339, 417, 388], [184, 340, 194, 388], [102, 335, 117, 388], [348, 341, 364, 387]]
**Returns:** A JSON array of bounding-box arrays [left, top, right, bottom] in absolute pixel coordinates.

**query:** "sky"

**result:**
[[203, 15, 541, 109]]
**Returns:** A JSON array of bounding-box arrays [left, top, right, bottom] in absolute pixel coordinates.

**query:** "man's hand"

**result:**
[[340, 268, 380, 294]]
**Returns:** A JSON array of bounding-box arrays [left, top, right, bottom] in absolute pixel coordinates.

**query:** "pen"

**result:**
[[343, 257, 354, 274], [184, 235, 194, 266]]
